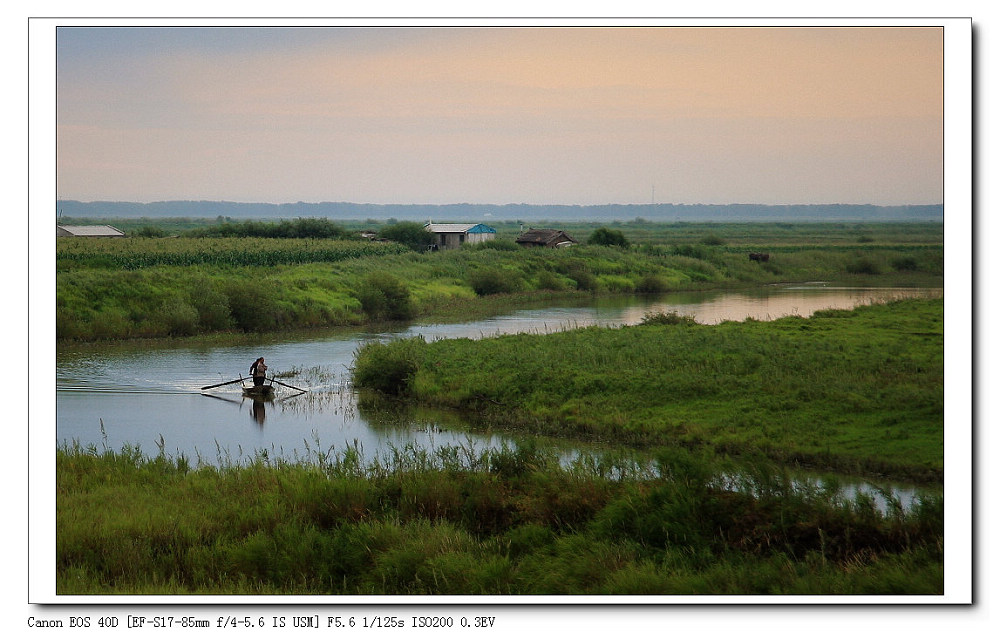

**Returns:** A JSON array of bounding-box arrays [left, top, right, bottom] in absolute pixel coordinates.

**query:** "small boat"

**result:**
[[242, 384, 275, 398], [201, 373, 306, 398]]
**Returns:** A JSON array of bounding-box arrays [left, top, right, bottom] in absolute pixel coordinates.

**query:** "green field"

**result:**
[[55, 221, 943, 341]]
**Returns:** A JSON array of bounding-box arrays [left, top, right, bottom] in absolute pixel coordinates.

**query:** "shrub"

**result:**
[[635, 274, 669, 295], [222, 282, 283, 332], [186, 218, 349, 239], [352, 337, 425, 395], [469, 269, 521, 296], [378, 222, 435, 251], [536, 270, 567, 291], [471, 239, 521, 251], [562, 263, 598, 292], [90, 308, 132, 340], [640, 310, 697, 326], [188, 284, 233, 331], [158, 298, 200, 336], [131, 225, 167, 238], [354, 272, 415, 321], [846, 257, 881, 275], [587, 227, 630, 248], [701, 233, 726, 246], [892, 256, 919, 271], [672, 244, 707, 260]]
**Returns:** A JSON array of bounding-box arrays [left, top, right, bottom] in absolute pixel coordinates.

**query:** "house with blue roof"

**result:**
[[424, 223, 497, 250]]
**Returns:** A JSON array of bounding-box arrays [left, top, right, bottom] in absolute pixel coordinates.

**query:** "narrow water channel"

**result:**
[[55, 284, 941, 510]]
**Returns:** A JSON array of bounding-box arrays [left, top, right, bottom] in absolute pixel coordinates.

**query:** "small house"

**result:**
[[515, 228, 577, 248], [424, 223, 497, 250], [56, 224, 125, 237]]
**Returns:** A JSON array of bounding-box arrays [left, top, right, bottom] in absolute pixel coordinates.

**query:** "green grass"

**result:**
[[56, 236, 407, 269], [57, 441, 943, 595], [55, 227, 944, 341], [352, 297, 943, 481]]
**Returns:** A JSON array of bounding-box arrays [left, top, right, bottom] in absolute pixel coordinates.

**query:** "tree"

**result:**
[[588, 227, 630, 248], [378, 222, 435, 251]]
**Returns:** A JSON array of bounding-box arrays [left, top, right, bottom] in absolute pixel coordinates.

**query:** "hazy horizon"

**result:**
[[56, 24, 944, 207]]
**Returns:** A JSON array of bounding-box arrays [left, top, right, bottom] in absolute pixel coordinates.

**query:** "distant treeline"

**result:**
[[56, 200, 944, 223], [183, 218, 351, 239]]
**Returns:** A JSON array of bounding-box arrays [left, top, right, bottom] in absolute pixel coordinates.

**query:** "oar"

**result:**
[[278, 391, 307, 403], [200, 393, 243, 405], [201, 376, 245, 391], [271, 378, 308, 393]]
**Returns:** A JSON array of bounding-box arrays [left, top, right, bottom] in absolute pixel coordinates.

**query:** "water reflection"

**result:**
[[250, 400, 268, 427]]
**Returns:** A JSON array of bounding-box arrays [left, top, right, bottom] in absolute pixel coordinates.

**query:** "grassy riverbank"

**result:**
[[57, 441, 943, 595], [55, 223, 942, 341], [353, 297, 944, 482]]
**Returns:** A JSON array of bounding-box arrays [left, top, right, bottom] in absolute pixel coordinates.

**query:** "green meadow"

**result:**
[[57, 440, 943, 595], [55, 220, 946, 595], [55, 221, 942, 341], [352, 297, 943, 482]]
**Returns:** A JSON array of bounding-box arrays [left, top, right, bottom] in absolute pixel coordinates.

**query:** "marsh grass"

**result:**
[[353, 297, 943, 481], [57, 440, 942, 595]]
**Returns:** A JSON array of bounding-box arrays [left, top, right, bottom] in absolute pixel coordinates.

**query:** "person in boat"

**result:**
[[250, 357, 268, 386]]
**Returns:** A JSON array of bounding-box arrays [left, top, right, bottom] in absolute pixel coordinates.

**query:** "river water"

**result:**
[[55, 284, 942, 508]]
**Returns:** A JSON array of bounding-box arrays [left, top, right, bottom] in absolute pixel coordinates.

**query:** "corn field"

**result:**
[[56, 237, 409, 270]]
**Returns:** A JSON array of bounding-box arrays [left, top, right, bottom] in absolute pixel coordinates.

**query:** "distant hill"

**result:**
[[55, 200, 944, 223]]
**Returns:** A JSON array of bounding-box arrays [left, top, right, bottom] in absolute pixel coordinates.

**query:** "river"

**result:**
[[55, 284, 942, 509]]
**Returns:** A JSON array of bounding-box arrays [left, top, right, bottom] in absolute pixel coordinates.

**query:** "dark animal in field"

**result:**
[[749, 252, 770, 262]]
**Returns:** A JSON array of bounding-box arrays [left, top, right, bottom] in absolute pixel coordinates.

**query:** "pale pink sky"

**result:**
[[56, 25, 943, 205]]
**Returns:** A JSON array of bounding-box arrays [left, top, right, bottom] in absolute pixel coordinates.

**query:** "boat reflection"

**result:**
[[251, 399, 267, 427]]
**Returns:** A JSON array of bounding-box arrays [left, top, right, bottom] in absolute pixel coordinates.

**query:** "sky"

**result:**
[[54, 24, 945, 206]]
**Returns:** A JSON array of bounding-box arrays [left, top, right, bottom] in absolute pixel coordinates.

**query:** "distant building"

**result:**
[[56, 224, 125, 237], [515, 228, 577, 248], [424, 223, 497, 250]]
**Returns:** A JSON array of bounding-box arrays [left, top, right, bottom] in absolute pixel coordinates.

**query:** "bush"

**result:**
[[90, 308, 132, 340], [354, 272, 415, 321], [536, 270, 567, 291], [158, 297, 200, 336], [892, 256, 919, 271], [640, 310, 696, 326], [471, 239, 521, 252], [222, 282, 283, 332], [672, 244, 707, 260], [188, 284, 233, 331], [131, 225, 167, 238], [561, 262, 598, 292], [352, 337, 425, 395], [635, 274, 669, 295], [378, 222, 435, 251], [186, 218, 350, 239], [469, 269, 521, 296], [587, 227, 630, 248], [846, 257, 881, 275]]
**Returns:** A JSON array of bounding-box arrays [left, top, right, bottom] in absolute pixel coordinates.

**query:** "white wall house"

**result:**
[[424, 223, 497, 250], [57, 225, 126, 237]]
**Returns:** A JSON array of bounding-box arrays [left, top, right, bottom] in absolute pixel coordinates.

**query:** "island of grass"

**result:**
[[353, 297, 943, 483]]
